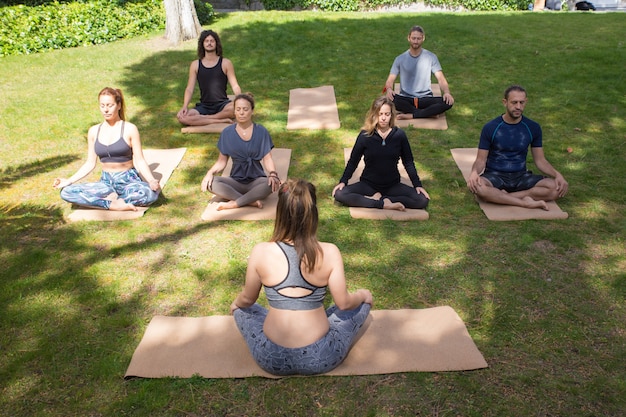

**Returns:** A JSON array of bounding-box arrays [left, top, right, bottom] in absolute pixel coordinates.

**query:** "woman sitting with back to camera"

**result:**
[[53, 87, 160, 211], [333, 96, 430, 211], [230, 179, 373, 376]]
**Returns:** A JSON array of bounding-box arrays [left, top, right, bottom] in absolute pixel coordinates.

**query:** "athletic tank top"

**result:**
[[198, 57, 228, 105], [264, 242, 327, 311], [94, 121, 133, 163]]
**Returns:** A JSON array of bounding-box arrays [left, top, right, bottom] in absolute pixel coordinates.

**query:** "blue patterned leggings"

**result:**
[[60, 168, 159, 209], [233, 303, 371, 376]]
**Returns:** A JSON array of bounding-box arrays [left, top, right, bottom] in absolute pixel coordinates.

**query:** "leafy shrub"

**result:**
[[428, 0, 527, 10], [309, 0, 360, 11], [262, 0, 528, 10], [261, 0, 304, 10], [0, 0, 165, 56], [194, 0, 215, 25]]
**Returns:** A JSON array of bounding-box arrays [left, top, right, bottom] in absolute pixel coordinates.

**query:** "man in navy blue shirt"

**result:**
[[467, 85, 568, 210]]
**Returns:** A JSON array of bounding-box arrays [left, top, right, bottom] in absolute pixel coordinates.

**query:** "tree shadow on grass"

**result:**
[[0, 154, 80, 190], [0, 199, 228, 415]]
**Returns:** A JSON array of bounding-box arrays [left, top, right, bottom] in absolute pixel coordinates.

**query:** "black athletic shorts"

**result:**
[[194, 100, 231, 115], [481, 170, 545, 193]]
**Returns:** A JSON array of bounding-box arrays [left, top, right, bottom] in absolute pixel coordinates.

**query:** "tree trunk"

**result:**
[[164, 0, 203, 45]]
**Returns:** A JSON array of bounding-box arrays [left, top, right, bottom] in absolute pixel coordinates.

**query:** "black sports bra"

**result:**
[[94, 122, 133, 163]]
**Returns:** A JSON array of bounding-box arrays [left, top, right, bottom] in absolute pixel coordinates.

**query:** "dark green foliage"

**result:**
[[263, 0, 528, 12], [264, 0, 529, 10], [262, 0, 305, 10], [194, 0, 214, 25], [428, 0, 528, 10], [0, 0, 165, 56], [310, 0, 361, 11]]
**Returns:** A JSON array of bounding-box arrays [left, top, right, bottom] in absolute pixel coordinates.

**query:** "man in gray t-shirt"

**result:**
[[384, 26, 454, 119]]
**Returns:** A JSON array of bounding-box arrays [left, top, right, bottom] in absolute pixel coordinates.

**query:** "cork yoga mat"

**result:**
[[200, 148, 291, 221], [287, 85, 341, 130], [340, 148, 429, 221], [124, 306, 488, 379], [450, 148, 568, 221], [66, 148, 186, 222]]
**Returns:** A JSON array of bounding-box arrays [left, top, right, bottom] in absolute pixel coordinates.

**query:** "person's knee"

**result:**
[[542, 183, 561, 200], [59, 187, 72, 201], [222, 102, 235, 118], [147, 190, 160, 205], [333, 188, 348, 204], [417, 195, 429, 209], [534, 178, 560, 200]]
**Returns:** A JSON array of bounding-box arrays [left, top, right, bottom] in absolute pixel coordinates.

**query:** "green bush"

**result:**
[[262, 0, 529, 10], [428, 0, 528, 10], [309, 0, 360, 11], [194, 0, 215, 25], [0, 0, 165, 56], [261, 0, 305, 10]]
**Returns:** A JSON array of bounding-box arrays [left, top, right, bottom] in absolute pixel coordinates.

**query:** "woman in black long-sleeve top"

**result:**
[[332, 96, 430, 211]]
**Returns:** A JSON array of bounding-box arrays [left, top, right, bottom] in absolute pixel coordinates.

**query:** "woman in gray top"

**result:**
[[201, 93, 280, 210]]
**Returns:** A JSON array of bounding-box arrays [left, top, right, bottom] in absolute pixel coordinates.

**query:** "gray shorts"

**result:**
[[481, 169, 545, 192]]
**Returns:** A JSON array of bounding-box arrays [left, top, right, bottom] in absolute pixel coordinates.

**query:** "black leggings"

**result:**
[[335, 181, 429, 209], [393, 95, 452, 118]]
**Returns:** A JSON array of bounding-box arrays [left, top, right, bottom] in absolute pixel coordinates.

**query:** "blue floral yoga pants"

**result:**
[[60, 168, 159, 209], [233, 302, 371, 376]]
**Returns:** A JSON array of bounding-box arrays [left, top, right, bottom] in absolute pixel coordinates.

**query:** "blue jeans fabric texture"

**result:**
[[233, 302, 371, 376], [60, 168, 159, 209]]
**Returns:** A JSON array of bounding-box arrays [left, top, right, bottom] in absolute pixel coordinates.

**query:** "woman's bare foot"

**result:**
[[522, 196, 549, 210], [216, 200, 239, 211], [382, 198, 405, 211], [396, 113, 414, 120], [365, 192, 382, 200], [248, 200, 263, 209], [109, 199, 138, 211]]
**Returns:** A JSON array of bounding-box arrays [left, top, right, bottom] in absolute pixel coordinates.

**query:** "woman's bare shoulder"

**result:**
[[250, 241, 278, 256], [319, 241, 341, 256]]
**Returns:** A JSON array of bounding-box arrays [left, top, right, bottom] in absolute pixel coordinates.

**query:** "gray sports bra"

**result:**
[[264, 242, 327, 310]]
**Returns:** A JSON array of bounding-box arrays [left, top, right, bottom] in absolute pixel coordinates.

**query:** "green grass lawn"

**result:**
[[1, 10, 625, 417]]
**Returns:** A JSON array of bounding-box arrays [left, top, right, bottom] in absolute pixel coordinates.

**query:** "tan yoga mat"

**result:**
[[124, 306, 488, 379], [287, 85, 341, 130], [66, 148, 187, 222], [450, 148, 569, 221], [200, 148, 291, 221], [394, 84, 448, 131], [181, 123, 232, 134], [180, 95, 235, 134], [341, 148, 429, 221]]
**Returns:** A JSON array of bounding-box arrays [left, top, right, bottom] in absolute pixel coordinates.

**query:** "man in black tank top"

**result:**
[[177, 30, 242, 126]]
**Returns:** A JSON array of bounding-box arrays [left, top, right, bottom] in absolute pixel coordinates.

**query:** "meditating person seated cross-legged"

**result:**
[[332, 96, 430, 211], [53, 87, 160, 211], [467, 85, 568, 210], [201, 93, 280, 210], [230, 179, 373, 376]]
